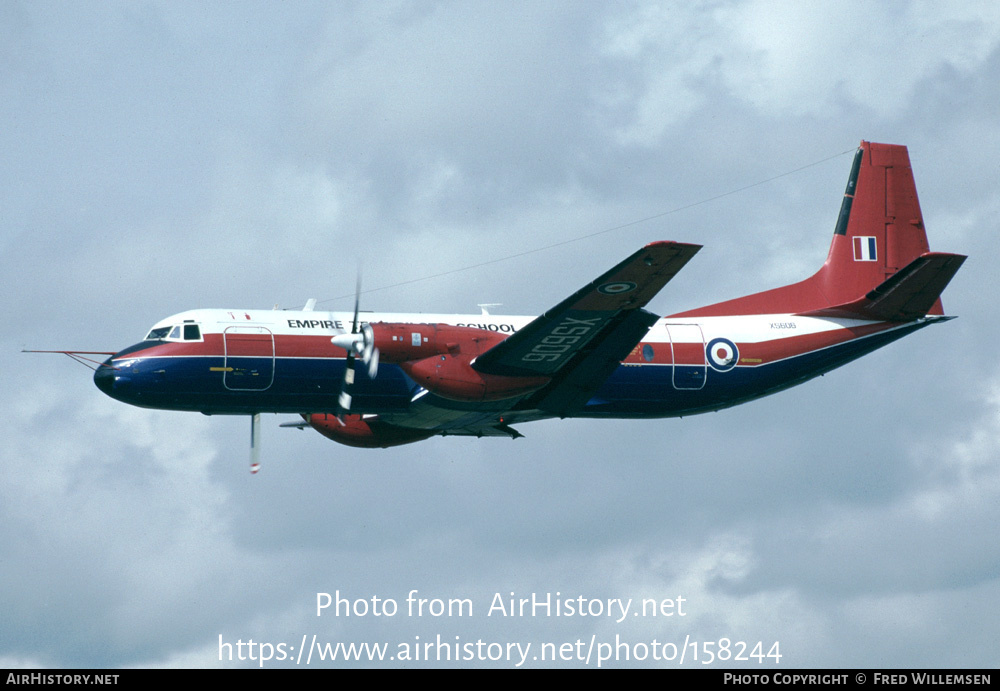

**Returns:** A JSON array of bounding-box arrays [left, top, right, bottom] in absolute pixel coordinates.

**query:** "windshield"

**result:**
[[145, 324, 202, 341], [146, 326, 172, 340]]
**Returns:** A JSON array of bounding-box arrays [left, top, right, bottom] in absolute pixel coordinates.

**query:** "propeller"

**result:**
[[330, 276, 380, 419]]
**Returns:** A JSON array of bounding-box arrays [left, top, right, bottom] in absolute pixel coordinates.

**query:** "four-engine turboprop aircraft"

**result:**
[[42, 142, 965, 466]]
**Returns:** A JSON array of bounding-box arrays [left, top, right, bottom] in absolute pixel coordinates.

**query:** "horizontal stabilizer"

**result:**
[[799, 252, 966, 321]]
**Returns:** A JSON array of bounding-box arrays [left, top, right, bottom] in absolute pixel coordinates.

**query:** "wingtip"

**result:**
[[642, 240, 703, 252]]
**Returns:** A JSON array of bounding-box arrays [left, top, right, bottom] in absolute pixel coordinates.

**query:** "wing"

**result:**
[[473, 241, 701, 414]]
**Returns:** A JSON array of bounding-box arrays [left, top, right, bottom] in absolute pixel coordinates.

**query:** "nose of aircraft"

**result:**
[[93, 358, 115, 396]]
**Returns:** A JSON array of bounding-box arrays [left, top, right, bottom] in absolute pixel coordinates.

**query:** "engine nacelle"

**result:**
[[366, 322, 549, 402], [402, 354, 548, 401], [307, 413, 433, 448], [368, 323, 505, 362]]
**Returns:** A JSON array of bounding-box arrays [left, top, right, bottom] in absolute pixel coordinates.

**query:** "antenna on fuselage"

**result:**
[[478, 303, 501, 316], [250, 413, 261, 474]]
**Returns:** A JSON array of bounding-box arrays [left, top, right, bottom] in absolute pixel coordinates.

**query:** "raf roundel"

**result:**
[[597, 281, 637, 295], [706, 337, 739, 372]]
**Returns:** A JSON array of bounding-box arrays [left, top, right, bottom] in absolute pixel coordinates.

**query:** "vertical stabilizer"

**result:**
[[674, 141, 948, 318], [815, 141, 932, 306]]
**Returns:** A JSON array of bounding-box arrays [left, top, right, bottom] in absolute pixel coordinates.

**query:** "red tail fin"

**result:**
[[818, 141, 933, 305], [675, 141, 958, 318]]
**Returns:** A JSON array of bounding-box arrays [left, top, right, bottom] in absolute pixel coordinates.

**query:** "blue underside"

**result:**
[[100, 321, 930, 421]]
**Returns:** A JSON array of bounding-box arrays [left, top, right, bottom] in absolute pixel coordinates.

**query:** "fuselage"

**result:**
[[84, 143, 963, 447], [94, 307, 934, 428]]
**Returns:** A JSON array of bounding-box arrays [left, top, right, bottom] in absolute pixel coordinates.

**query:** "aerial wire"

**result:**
[[315, 147, 857, 305]]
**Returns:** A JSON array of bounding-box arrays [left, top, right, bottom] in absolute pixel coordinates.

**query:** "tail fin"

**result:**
[[675, 141, 964, 319], [817, 141, 934, 305]]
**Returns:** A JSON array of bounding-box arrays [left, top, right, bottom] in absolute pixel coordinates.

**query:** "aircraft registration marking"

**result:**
[[521, 316, 603, 363]]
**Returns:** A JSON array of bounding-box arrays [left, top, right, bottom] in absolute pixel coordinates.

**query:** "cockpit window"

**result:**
[[145, 324, 203, 341], [146, 326, 172, 340]]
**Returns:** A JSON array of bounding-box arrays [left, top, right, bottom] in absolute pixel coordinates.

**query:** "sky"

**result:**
[[2, 0, 998, 669]]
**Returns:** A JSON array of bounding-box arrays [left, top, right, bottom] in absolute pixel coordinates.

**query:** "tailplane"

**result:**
[[801, 251, 965, 321], [675, 141, 965, 320]]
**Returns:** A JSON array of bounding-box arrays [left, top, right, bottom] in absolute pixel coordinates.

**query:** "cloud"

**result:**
[[599, 1, 1000, 145]]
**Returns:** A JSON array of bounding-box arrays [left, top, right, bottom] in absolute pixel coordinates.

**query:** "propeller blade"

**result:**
[[351, 272, 362, 334], [337, 389, 352, 413], [334, 270, 372, 423], [336, 351, 356, 421], [361, 324, 379, 379]]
